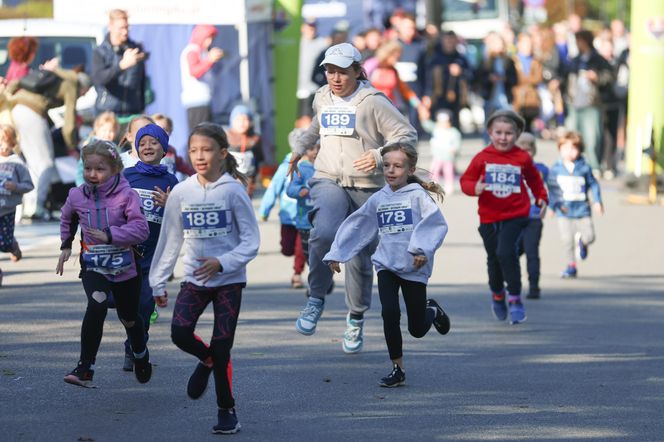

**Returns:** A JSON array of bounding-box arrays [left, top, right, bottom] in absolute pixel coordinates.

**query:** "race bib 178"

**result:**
[[377, 200, 414, 234], [181, 202, 231, 238]]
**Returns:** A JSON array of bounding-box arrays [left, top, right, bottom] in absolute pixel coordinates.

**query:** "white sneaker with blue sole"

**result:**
[[296, 297, 324, 335], [342, 314, 364, 353]]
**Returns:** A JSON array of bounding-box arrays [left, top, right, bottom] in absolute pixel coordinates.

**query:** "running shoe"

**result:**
[[10, 239, 22, 262], [122, 353, 134, 372], [509, 302, 527, 325], [342, 314, 364, 354], [576, 233, 588, 260], [561, 265, 577, 279], [426, 299, 451, 335], [295, 297, 324, 335], [187, 361, 213, 399], [134, 350, 152, 384], [492, 293, 508, 321], [379, 363, 405, 388], [526, 288, 541, 300], [64, 362, 95, 388], [213, 408, 241, 434]]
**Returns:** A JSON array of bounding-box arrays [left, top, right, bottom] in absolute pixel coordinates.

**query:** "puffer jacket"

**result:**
[[60, 174, 149, 281]]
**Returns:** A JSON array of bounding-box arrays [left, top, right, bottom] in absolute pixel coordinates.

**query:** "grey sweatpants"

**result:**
[[308, 178, 379, 316], [557, 216, 596, 264]]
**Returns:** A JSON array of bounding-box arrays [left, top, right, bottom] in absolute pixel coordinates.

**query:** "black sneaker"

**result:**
[[213, 408, 241, 434], [187, 362, 213, 399], [378, 364, 405, 388], [526, 288, 541, 300], [133, 350, 152, 384], [64, 362, 95, 388], [123, 353, 134, 372], [427, 299, 451, 335]]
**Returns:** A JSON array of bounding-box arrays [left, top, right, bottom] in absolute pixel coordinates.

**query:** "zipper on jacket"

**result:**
[[94, 187, 103, 231]]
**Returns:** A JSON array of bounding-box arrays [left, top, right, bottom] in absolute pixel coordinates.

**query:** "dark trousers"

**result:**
[[377, 270, 434, 361], [171, 282, 243, 409], [186, 105, 211, 134], [124, 268, 155, 355], [298, 229, 310, 261], [478, 217, 529, 296], [281, 224, 305, 274], [79, 271, 146, 365], [518, 218, 543, 292], [0, 211, 16, 252]]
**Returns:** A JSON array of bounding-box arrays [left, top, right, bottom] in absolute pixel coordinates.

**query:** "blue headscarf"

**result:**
[[134, 124, 169, 176], [230, 104, 254, 125]]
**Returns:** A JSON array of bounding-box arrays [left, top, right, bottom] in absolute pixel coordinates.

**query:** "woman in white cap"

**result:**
[[289, 42, 417, 354]]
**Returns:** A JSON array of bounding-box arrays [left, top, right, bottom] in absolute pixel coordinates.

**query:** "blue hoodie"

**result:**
[[286, 158, 315, 230], [548, 156, 602, 218], [324, 183, 448, 284], [258, 153, 297, 225], [124, 167, 179, 268]]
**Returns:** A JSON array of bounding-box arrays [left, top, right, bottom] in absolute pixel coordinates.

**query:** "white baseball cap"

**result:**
[[319, 43, 362, 69]]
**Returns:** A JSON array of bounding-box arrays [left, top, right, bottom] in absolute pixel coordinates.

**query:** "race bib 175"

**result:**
[[83, 244, 133, 276]]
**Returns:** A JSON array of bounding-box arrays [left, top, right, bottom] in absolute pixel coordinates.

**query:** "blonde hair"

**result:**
[[558, 131, 585, 153], [119, 114, 154, 148], [151, 113, 174, 135], [109, 9, 128, 21], [381, 144, 445, 203], [82, 140, 124, 174], [517, 132, 537, 156], [93, 111, 119, 135], [0, 124, 19, 155], [375, 40, 402, 64]]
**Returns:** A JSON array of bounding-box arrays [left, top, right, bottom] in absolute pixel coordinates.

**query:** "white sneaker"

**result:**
[[342, 314, 364, 353], [295, 297, 324, 335]]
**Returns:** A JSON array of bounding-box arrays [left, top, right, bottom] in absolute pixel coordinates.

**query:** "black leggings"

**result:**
[[79, 271, 146, 365], [478, 217, 528, 296], [518, 218, 543, 291], [378, 270, 434, 361], [171, 282, 244, 409]]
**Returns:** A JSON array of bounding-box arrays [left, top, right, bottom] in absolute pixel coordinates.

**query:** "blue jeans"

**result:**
[[307, 178, 378, 316]]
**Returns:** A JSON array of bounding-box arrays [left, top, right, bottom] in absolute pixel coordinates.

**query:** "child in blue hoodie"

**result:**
[[286, 131, 319, 273], [324, 144, 450, 388], [121, 124, 179, 370], [258, 152, 304, 288], [548, 131, 603, 278]]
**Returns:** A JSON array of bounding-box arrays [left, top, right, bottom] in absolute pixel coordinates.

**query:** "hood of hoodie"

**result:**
[[377, 182, 421, 198], [190, 25, 218, 47], [82, 174, 127, 200]]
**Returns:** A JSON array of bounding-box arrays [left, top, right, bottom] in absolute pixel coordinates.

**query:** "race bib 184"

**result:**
[[377, 200, 413, 234], [134, 188, 163, 224], [485, 163, 521, 198], [83, 244, 133, 276], [319, 105, 356, 136], [181, 202, 231, 238]]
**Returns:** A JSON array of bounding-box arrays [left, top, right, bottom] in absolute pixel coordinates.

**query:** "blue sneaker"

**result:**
[[342, 314, 364, 353], [561, 265, 577, 279], [576, 233, 588, 260], [491, 294, 507, 321], [296, 297, 324, 335], [509, 302, 527, 325]]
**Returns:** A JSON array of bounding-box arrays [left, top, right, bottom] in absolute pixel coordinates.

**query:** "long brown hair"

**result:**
[[189, 123, 248, 186], [381, 144, 445, 203]]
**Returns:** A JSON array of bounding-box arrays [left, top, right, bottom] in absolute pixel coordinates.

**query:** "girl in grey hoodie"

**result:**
[[149, 123, 259, 435], [324, 145, 450, 388]]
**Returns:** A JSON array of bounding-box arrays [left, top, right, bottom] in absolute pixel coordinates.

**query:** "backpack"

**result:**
[[18, 69, 62, 97]]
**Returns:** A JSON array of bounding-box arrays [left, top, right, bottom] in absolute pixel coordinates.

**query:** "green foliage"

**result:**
[[0, 0, 53, 19]]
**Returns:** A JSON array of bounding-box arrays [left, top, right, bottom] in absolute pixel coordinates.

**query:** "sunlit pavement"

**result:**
[[1, 138, 663, 441]]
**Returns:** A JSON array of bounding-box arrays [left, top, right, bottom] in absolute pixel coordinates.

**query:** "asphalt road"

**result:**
[[1, 138, 663, 441]]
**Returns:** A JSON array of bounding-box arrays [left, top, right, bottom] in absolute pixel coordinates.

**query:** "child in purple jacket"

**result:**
[[56, 140, 151, 388]]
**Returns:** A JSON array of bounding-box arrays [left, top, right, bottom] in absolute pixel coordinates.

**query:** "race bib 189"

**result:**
[[377, 200, 413, 234], [557, 175, 587, 202], [181, 202, 231, 238], [319, 105, 356, 136], [485, 163, 521, 198], [83, 244, 133, 276], [134, 188, 163, 224]]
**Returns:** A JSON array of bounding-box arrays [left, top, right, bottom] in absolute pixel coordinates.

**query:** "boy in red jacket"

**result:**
[[460, 110, 548, 324]]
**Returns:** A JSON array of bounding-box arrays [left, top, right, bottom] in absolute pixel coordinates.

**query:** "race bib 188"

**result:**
[[319, 105, 357, 136], [83, 244, 133, 276], [485, 163, 521, 198], [377, 200, 414, 234], [134, 188, 163, 224], [181, 202, 231, 238]]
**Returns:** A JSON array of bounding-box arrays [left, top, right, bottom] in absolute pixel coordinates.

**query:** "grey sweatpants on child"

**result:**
[[557, 216, 596, 263], [307, 178, 379, 316]]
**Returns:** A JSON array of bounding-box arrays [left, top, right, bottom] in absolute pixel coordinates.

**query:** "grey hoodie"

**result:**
[[294, 81, 418, 188], [149, 173, 260, 296], [0, 154, 34, 217], [324, 183, 448, 284]]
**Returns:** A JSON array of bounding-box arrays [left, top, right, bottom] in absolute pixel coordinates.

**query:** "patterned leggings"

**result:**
[[171, 281, 244, 409], [0, 211, 16, 253]]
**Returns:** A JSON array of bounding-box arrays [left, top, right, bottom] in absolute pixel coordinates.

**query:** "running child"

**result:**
[[324, 144, 450, 387], [420, 109, 462, 195], [0, 124, 33, 285], [118, 115, 154, 168], [547, 131, 603, 279], [516, 132, 549, 299], [151, 113, 196, 177], [120, 123, 179, 371], [149, 123, 260, 434], [460, 110, 547, 325], [56, 140, 151, 387], [75, 111, 120, 186]]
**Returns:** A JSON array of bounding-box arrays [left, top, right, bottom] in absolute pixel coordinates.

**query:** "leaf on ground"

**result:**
[[3, 369, 16, 376]]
